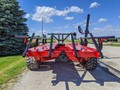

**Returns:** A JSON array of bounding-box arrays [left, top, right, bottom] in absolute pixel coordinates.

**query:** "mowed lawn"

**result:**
[[105, 39, 120, 47], [0, 55, 26, 89], [107, 43, 120, 47]]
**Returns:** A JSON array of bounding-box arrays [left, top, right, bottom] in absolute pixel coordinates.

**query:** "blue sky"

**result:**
[[17, 0, 120, 37]]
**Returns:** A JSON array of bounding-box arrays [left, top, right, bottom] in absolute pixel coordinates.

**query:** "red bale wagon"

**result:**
[[21, 14, 115, 70]]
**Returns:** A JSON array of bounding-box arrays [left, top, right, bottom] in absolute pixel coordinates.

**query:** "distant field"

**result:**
[[64, 39, 120, 47], [104, 38, 120, 47], [117, 38, 120, 43], [65, 39, 80, 43], [105, 43, 120, 47], [0, 55, 26, 90]]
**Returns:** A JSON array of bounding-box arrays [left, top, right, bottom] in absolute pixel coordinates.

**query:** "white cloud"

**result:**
[[91, 25, 120, 37], [24, 13, 30, 19], [29, 28, 47, 36], [32, 6, 84, 23], [74, 20, 85, 26], [90, 2, 100, 8], [73, 20, 91, 28], [69, 6, 83, 13], [98, 18, 107, 22], [64, 25, 68, 28], [65, 16, 74, 20], [118, 16, 120, 18], [64, 24, 70, 28]]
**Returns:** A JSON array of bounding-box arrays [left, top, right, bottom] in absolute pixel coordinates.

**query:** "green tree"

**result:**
[[0, 0, 28, 55]]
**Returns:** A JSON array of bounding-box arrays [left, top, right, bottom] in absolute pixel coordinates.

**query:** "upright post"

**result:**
[[84, 14, 90, 46], [49, 33, 53, 57], [71, 33, 78, 57], [89, 33, 103, 58], [41, 17, 43, 38], [23, 33, 35, 57]]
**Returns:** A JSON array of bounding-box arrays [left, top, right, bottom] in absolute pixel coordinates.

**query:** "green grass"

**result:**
[[112, 38, 120, 43], [104, 38, 120, 47], [0, 55, 26, 89], [64, 39, 80, 43], [117, 38, 120, 43], [64, 39, 93, 43], [105, 43, 120, 47]]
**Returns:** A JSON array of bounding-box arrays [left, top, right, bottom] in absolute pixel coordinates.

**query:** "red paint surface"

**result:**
[[26, 43, 100, 62]]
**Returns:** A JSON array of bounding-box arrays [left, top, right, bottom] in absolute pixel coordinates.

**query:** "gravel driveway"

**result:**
[[9, 45, 120, 90]]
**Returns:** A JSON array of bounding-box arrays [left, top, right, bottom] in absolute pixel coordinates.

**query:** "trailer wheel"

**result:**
[[26, 57, 39, 71], [85, 58, 97, 70], [56, 51, 68, 62]]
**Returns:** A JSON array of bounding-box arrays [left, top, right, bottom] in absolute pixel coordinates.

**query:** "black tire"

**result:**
[[85, 58, 97, 70], [56, 51, 68, 62], [26, 57, 39, 71], [56, 56, 68, 62]]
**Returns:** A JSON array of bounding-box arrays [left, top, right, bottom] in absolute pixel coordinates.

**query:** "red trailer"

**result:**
[[22, 14, 115, 71]]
